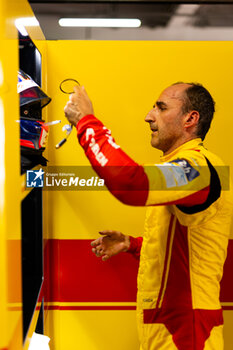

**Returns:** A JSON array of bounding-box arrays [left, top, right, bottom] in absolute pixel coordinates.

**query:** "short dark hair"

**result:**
[[174, 82, 215, 140]]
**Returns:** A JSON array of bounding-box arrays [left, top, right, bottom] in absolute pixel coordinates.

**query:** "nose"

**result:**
[[145, 108, 156, 123]]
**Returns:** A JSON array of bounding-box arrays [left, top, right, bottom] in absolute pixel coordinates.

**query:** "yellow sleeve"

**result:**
[[143, 151, 211, 206]]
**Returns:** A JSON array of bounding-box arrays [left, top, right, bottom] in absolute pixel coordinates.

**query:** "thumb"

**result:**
[[99, 230, 122, 238], [70, 85, 82, 104], [70, 86, 80, 103], [73, 85, 81, 94], [99, 230, 116, 237]]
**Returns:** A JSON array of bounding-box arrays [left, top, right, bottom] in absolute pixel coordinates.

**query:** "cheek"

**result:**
[[160, 120, 173, 134], [159, 120, 181, 139], [167, 115, 182, 130], [174, 118, 184, 133]]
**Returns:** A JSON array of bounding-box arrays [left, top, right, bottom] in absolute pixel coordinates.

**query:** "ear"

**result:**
[[184, 110, 200, 130]]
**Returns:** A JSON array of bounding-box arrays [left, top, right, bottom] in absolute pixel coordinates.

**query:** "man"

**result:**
[[64, 83, 232, 350]]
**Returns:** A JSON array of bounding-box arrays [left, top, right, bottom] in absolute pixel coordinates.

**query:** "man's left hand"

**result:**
[[64, 85, 94, 127]]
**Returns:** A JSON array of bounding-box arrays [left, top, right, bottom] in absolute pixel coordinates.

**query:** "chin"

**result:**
[[151, 138, 166, 152], [151, 140, 160, 150]]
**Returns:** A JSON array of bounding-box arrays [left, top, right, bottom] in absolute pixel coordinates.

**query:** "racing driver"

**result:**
[[64, 82, 233, 350]]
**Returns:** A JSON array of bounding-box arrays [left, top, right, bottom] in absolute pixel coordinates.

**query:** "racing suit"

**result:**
[[76, 114, 233, 350]]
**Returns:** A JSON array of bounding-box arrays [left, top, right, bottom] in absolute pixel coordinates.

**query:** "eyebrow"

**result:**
[[153, 101, 168, 109]]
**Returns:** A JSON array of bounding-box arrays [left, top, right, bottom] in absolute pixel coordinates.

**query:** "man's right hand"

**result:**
[[64, 85, 94, 127], [91, 230, 130, 261]]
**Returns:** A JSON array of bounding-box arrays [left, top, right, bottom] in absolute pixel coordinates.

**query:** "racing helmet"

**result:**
[[18, 69, 51, 110], [17, 69, 51, 152], [20, 119, 49, 150]]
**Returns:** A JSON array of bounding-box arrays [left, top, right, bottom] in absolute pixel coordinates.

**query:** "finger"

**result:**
[[95, 249, 103, 257], [64, 107, 80, 124], [92, 246, 104, 257], [64, 104, 80, 116], [92, 248, 97, 254], [92, 248, 102, 258], [91, 237, 102, 247], [70, 86, 81, 103], [64, 101, 76, 113], [64, 105, 73, 116], [64, 101, 73, 110], [81, 85, 89, 98], [102, 254, 110, 261], [73, 85, 81, 94]]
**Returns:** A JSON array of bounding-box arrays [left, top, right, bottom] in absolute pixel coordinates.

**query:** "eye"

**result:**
[[155, 102, 167, 111]]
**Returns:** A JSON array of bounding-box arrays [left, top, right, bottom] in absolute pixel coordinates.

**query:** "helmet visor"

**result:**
[[18, 70, 51, 109], [20, 86, 51, 109]]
